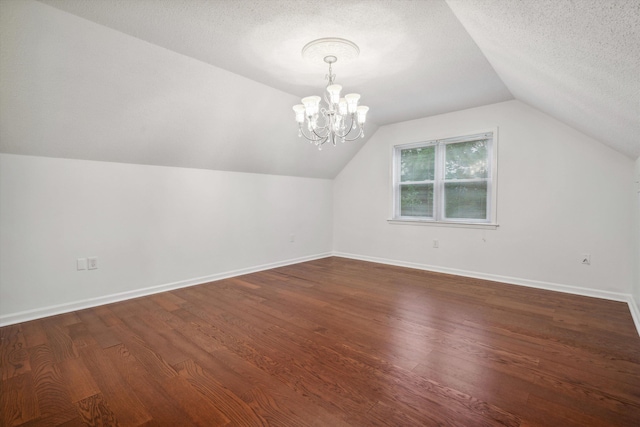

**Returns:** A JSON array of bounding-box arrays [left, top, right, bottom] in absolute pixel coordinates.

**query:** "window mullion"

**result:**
[[434, 141, 444, 221], [393, 147, 401, 218], [400, 180, 435, 185]]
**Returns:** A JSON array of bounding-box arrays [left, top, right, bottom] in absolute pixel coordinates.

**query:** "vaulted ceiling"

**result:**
[[1, 0, 638, 179]]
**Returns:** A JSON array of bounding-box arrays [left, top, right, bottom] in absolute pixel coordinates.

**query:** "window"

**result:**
[[392, 131, 497, 226]]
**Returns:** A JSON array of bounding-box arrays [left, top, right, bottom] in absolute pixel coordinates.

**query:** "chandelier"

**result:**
[[292, 38, 369, 150]]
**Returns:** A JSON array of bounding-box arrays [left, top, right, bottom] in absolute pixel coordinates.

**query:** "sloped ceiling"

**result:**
[[447, 0, 640, 159], [0, 1, 637, 182]]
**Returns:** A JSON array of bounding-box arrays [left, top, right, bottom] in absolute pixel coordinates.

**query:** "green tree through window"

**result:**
[[400, 146, 435, 217], [444, 139, 488, 219]]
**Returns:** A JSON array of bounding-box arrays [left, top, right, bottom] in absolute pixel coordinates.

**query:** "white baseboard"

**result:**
[[333, 251, 640, 336], [0, 252, 332, 327], [627, 295, 640, 336]]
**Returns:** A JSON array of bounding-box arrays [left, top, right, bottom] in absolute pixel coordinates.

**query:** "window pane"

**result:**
[[400, 146, 435, 182], [444, 182, 487, 219], [400, 184, 433, 217], [445, 140, 488, 180]]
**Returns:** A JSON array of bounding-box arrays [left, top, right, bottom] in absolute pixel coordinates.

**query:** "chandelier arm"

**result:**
[[298, 124, 326, 144], [313, 123, 330, 134], [332, 114, 358, 138], [341, 127, 364, 142], [311, 117, 330, 136], [310, 126, 330, 144], [318, 107, 333, 123], [300, 124, 331, 146], [316, 106, 338, 133], [339, 118, 366, 142], [297, 126, 316, 142]]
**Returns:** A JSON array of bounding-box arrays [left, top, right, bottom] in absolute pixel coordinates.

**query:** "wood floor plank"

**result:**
[[174, 359, 264, 426], [17, 406, 82, 427], [149, 292, 183, 312], [160, 375, 231, 426], [412, 349, 531, 408], [21, 320, 48, 349], [57, 356, 100, 403], [75, 393, 120, 427], [521, 393, 614, 427], [28, 344, 75, 418], [77, 345, 152, 425], [117, 314, 189, 367], [0, 324, 31, 382], [531, 368, 640, 424], [74, 310, 122, 349], [0, 372, 40, 426], [41, 321, 78, 363], [92, 306, 124, 328], [103, 344, 194, 426], [108, 323, 179, 383], [1, 257, 639, 426]]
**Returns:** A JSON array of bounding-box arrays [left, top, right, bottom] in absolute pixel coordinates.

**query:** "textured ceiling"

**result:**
[[446, 0, 640, 158], [1, 0, 637, 181]]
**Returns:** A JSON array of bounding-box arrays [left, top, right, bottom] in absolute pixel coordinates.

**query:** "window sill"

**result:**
[[387, 219, 499, 230]]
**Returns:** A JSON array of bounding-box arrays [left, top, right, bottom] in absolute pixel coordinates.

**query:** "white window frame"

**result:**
[[389, 129, 498, 229]]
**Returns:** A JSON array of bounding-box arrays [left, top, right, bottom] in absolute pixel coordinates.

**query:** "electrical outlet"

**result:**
[[77, 258, 87, 270], [87, 257, 98, 270], [290, 234, 295, 243], [581, 254, 591, 265], [433, 239, 439, 248]]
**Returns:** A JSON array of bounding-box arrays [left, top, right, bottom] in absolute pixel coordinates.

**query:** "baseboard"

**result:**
[[0, 252, 332, 327], [627, 295, 640, 336], [333, 251, 640, 336]]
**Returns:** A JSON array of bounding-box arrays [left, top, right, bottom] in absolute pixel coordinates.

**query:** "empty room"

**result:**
[[1, 0, 639, 425]]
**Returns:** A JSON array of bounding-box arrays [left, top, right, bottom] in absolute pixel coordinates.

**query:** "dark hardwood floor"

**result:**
[[1, 257, 639, 426]]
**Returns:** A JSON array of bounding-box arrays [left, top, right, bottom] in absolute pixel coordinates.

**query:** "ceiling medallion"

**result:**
[[301, 38, 360, 63], [293, 38, 369, 150]]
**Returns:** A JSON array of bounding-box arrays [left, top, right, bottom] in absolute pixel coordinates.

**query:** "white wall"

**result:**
[[0, 154, 333, 325], [334, 100, 635, 298]]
